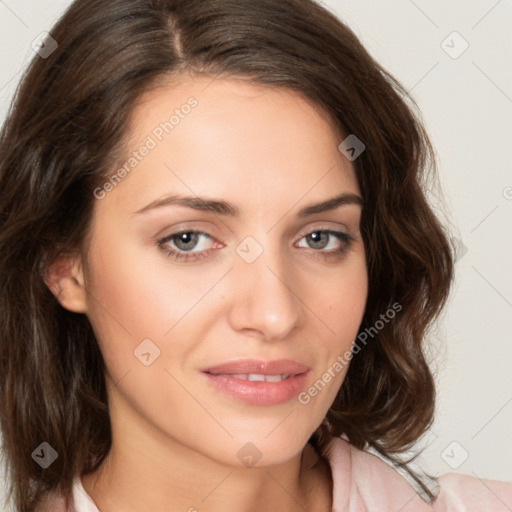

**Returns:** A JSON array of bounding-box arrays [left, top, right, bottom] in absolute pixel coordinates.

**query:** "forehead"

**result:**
[[102, 73, 359, 216], [125, 71, 347, 160]]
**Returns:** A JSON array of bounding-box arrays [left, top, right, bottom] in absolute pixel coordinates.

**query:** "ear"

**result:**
[[43, 252, 88, 313]]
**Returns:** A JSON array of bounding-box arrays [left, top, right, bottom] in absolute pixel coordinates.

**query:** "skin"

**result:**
[[46, 72, 368, 512]]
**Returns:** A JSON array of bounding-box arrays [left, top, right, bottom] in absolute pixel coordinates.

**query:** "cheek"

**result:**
[[321, 253, 368, 343], [296, 253, 367, 404], [81, 233, 170, 375], [83, 253, 163, 342], [325, 259, 367, 372], [84, 236, 206, 338]]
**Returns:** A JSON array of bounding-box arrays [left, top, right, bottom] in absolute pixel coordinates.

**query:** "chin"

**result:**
[[204, 426, 315, 469]]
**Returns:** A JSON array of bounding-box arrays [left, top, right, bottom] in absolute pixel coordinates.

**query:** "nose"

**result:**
[[226, 238, 304, 342]]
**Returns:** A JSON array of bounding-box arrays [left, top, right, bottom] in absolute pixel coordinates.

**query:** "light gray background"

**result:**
[[1, 0, 511, 508]]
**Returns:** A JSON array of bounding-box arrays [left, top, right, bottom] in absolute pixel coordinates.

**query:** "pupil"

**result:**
[[176, 232, 197, 250], [309, 231, 327, 249]]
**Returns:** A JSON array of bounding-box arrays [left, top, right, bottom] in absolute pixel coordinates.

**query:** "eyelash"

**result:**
[[156, 228, 356, 263]]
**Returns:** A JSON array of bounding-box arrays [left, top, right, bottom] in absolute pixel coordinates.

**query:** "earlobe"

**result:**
[[43, 253, 88, 313]]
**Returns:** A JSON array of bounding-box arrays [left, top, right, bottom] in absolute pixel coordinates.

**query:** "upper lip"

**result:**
[[202, 359, 310, 376]]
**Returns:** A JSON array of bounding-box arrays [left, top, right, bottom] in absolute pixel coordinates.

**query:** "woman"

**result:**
[[0, 0, 510, 511]]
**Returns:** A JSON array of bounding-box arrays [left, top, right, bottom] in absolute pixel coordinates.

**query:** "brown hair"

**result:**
[[0, 0, 454, 509]]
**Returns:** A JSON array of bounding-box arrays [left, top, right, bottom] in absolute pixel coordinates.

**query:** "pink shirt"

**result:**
[[43, 437, 512, 511]]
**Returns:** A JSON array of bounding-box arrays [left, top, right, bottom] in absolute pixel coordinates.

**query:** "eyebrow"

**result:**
[[133, 192, 364, 217]]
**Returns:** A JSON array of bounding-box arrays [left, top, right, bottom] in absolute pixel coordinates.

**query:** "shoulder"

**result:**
[[327, 437, 512, 512], [434, 472, 512, 511], [327, 436, 433, 511]]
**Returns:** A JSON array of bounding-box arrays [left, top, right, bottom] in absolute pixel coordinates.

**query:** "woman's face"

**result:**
[[76, 73, 368, 467]]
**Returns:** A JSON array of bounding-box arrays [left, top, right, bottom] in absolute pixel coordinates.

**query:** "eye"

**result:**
[[298, 230, 346, 250], [157, 230, 217, 262], [296, 229, 355, 261]]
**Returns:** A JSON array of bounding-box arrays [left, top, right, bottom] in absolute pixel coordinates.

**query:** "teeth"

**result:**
[[264, 374, 285, 382], [248, 373, 265, 382], [231, 374, 248, 380], [222, 373, 290, 382]]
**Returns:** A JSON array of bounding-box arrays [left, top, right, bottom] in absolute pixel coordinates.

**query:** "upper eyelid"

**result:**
[[160, 224, 351, 238], [159, 230, 214, 246]]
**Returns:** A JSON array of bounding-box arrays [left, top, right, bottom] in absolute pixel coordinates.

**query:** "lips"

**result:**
[[203, 359, 310, 376], [202, 359, 310, 406]]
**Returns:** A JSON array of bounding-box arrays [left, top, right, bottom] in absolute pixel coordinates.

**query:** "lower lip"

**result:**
[[203, 372, 309, 405]]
